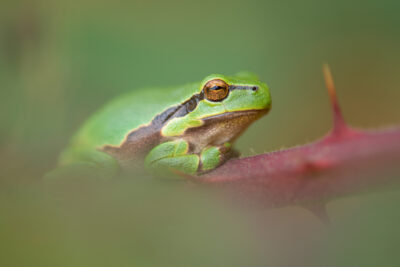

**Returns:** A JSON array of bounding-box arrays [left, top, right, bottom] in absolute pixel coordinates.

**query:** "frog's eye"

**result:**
[[203, 79, 229, 102]]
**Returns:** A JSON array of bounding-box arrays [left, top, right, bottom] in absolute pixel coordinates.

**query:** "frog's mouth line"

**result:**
[[201, 108, 269, 122]]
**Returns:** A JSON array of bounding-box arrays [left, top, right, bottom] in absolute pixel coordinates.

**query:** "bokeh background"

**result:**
[[1, 0, 400, 266]]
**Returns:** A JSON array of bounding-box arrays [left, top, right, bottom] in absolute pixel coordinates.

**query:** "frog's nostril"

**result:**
[[252, 86, 258, 92]]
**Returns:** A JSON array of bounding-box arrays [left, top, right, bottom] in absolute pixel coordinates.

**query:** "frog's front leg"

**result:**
[[145, 140, 236, 175], [145, 140, 200, 175], [199, 143, 238, 172]]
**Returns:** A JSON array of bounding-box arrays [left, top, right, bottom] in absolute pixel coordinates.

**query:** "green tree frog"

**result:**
[[57, 72, 271, 177]]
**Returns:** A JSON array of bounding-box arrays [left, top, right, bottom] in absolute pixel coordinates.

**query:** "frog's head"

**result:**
[[200, 71, 271, 113], [161, 72, 271, 145]]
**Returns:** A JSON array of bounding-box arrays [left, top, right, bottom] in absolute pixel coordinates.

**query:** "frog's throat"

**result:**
[[180, 109, 269, 153]]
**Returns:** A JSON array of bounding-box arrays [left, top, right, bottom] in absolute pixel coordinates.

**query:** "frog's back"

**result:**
[[61, 82, 199, 164]]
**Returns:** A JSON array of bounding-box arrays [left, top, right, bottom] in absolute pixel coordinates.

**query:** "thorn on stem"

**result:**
[[322, 64, 350, 136], [303, 202, 331, 225]]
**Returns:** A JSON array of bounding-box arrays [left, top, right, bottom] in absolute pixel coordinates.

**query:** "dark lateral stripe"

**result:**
[[152, 92, 204, 127], [229, 85, 258, 91]]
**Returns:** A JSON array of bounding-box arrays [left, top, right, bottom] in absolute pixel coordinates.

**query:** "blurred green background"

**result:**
[[1, 0, 400, 266]]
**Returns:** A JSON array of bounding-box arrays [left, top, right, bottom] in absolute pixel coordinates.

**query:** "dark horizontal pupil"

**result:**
[[210, 85, 225, 91]]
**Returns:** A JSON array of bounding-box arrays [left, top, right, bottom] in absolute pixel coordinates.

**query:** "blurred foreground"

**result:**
[[2, 174, 400, 266]]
